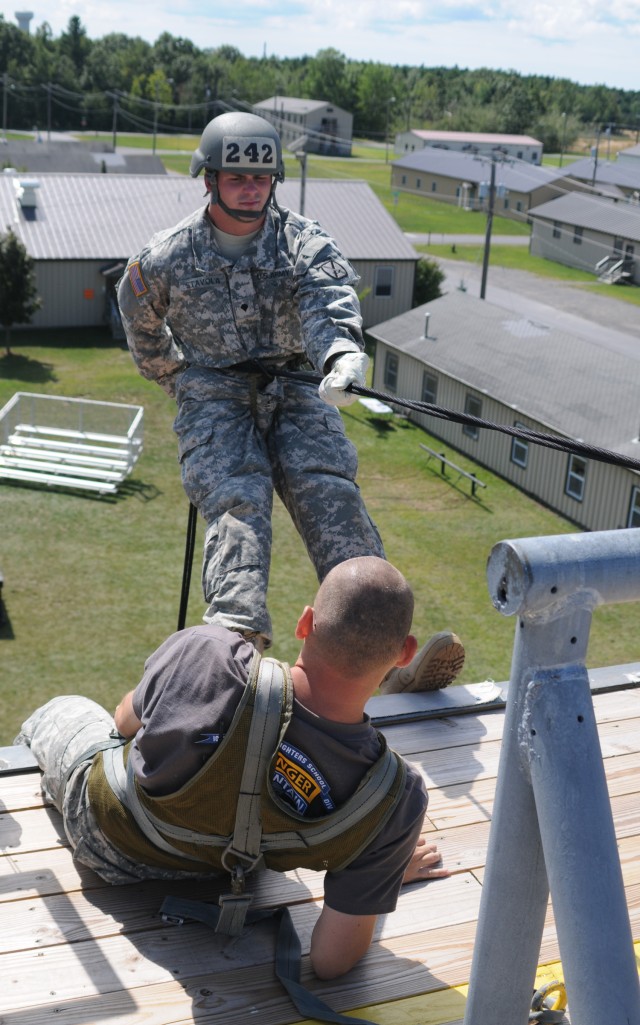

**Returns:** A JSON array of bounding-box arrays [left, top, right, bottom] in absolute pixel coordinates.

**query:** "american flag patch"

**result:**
[[128, 261, 148, 297]]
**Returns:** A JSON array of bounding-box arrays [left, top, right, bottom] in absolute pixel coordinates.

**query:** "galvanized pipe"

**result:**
[[463, 528, 640, 1025]]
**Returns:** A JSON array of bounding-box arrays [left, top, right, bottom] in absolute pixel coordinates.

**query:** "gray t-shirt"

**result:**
[[130, 625, 428, 915]]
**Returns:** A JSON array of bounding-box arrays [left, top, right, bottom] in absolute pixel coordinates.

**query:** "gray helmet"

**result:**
[[190, 111, 285, 182]]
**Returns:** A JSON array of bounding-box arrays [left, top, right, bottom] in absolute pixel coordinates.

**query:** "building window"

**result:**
[[463, 394, 482, 440], [384, 351, 398, 391], [422, 372, 437, 405], [431, 181, 437, 192], [375, 266, 394, 297], [573, 226, 584, 245], [510, 422, 529, 468], [503, 197, 509, 210], [565, 455, 587, 501], [628, 486, 640, 528], [401, 174, 407, 185], [553, 221, 562, 238], [416, 177, 422, 188]]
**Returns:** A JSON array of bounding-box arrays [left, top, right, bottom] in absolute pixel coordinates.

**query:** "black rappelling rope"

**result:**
[[275, 367, 640, 474], [177, 364, 640, 629]]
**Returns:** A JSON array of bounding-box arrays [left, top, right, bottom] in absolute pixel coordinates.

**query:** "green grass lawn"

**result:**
[[1, 333, 638, 746], [424, 243, 597, 280]]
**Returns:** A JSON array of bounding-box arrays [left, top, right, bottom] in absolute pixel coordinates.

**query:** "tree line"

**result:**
[[2, 14, 640, 152]]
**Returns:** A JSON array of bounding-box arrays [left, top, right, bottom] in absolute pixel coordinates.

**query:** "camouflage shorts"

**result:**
[[15, 696, 220, 885]]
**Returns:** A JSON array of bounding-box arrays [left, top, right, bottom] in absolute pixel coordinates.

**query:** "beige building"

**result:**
[[368, 291, 640, 532], [394, 130, 543, 164]]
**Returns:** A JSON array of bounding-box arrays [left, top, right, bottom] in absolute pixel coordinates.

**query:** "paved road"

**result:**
[[425, 254, 640, 355], [406, 232, 529, 247]]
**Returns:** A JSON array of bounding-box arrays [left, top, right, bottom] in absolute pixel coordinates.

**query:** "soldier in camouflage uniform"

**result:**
[[118, 112, 464, 688]]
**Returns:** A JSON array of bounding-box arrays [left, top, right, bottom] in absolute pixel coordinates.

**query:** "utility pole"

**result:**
[[559, 111, 567, 168], [152, 80, 159, 155], [385, 96, 396, 163], [480, 158, 496, 300], [2, 73, 9, 142], [591, 125, 601, 187], [297, 151, 307, 215], [111, 94, 118, 150]]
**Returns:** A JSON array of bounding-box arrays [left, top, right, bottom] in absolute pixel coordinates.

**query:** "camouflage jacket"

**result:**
[[117, 202, 364, 396]]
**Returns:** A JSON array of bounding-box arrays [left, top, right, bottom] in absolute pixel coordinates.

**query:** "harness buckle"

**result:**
[[221, 845, 264, 889], [216, 892, 253, 936], [161, 912, 185, 926]]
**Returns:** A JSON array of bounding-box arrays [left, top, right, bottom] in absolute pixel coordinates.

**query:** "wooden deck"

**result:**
[[2, 666, 640, 1025]]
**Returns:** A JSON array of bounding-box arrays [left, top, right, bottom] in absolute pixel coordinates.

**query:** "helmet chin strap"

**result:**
[[216, 195, 268, 222]]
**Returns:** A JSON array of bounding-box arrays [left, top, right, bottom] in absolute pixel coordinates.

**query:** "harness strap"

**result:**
[[218, 656, 288, 929], [62, 733, 126, 794], [160, 896, 382, 1025], [102, 744, 204, 863]]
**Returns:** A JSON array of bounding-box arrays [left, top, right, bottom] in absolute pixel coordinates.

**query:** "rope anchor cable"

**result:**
[[529, 980, 568, 1023], [274, 367, 640, 475]]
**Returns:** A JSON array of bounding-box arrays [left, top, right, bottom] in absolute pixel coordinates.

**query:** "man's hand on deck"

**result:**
[[402, 838, 450, 884]]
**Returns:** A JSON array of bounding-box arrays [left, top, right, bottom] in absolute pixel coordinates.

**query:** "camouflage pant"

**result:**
[[174, 367, 385, 640], [15, 696, 219, 885]]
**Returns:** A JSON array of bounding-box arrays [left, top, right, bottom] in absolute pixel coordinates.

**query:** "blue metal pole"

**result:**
[[463, 528, 640, 1025]]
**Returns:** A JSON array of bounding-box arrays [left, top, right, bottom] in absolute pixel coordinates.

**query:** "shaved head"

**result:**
[[312, 557, 414, 675]]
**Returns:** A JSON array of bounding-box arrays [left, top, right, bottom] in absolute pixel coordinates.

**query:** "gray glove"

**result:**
[[318, 353, 369, 408]]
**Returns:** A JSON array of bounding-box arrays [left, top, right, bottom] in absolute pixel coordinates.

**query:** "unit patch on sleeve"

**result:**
[[316, 258, 349, 281], [128, 260, 148, 297], [272, 741, 335, 816]]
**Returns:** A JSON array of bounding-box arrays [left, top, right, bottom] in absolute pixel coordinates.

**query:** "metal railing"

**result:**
[[463, 527, 640, 1025]]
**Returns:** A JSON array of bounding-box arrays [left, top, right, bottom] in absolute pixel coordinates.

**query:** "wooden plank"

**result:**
[[427, 748, 640, 830], [0, 869, 480, 957], [0, 805, 68, 854], [0, 772, 47, 812], [0, 875, 482, 1012]]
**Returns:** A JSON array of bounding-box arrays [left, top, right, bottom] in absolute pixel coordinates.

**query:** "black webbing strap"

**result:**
[[160, 896, 381, 1025]]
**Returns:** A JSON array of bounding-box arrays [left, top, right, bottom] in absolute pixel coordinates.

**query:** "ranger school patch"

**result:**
[[273, 742, 335, 815], [128, 261, 148, 297]]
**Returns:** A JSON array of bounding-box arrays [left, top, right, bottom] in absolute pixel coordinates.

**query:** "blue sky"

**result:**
[[13, 1, 640, 91]]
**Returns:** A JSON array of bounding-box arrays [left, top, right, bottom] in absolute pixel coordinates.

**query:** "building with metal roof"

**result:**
[[617, 143, 640, 167], [368, 289, 640, 532], [562, 156, 640, 200], [390, 148, 579, 221], [528, 192, 640, 284], [0, 139, 166, 176], [0, 172, 417, 331], [394, 129, 543, 164]]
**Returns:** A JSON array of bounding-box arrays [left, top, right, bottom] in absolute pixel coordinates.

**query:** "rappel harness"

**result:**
[[92, 655, 407, 1025]]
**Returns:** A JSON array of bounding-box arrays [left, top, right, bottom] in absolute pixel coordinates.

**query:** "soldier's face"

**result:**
[[215, 171, 273, 216]]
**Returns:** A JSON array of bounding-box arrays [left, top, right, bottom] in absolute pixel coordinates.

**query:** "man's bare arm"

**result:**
[[310, 905, 377, 980], [114, 691, 142, 738]]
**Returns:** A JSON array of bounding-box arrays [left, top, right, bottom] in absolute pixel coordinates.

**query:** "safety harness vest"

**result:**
[[88, 653, 407, 934]]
